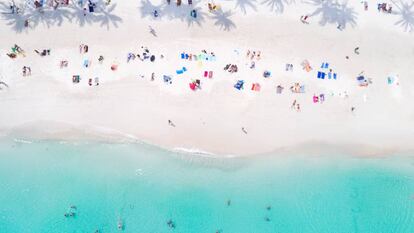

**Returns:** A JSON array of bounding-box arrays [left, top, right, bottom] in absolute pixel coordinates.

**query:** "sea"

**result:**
[[0, 139, 413, 233]]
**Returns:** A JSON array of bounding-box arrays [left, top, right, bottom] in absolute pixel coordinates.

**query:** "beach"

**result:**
[[1, 0, 414, 156]]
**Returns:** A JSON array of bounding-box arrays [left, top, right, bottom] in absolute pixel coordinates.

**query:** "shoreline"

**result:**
[[3, 120, 414, 158]]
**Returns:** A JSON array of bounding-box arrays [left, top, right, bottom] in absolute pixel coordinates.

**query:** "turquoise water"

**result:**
[[0, 140, 414, 233]]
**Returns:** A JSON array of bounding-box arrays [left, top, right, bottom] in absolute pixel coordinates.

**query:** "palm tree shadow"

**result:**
[[186, 6, 207, 27], [210, 9, 236, 31], [394, 1, 414, 33], [306, 0, 357, 29], [1, 0, 123, 32], [95, 3, 123, 29], [227, 0, 257, 15], [0, 1, 26, 33], [139, 0, 162, 19], [261, 0, 295, 14]]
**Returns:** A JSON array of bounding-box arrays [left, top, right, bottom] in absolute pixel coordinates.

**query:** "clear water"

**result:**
[[0, 140, 414, 233]]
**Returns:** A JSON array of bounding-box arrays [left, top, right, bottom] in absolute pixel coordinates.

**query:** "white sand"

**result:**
[[0, 0, 413, 156]]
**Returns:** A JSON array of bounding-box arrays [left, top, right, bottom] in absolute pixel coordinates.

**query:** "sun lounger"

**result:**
[[328, 72, 332, 79], [321, 72, 325, 79], [333, 73, 337, 80], [317, 71, 322, 79], [204, 71, 208, 77], [181, 53, 185, 59], [208, 71, 213, 78], [182, 67, 187, 72], [185, 54, 189, 59]]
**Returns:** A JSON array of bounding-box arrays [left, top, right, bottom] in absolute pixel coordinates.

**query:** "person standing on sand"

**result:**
[[168, 120, 175, 127]]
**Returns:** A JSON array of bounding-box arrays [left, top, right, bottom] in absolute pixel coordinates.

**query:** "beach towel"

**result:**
[[176, 70, 183, 75], [83, 59, 90, 68], [189, 82, 196, 90], [234, 80, 244, 90], [182, 67, 187, 72], [317, 71, 322, 79], [251, 83, 261, 91], [313, 95, 319, 103]]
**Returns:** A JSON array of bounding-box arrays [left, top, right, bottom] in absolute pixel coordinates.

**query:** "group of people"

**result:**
[[377, 3, 392, 13]]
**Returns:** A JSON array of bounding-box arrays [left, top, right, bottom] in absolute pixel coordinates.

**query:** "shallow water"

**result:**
[[0, 140, 413, 233]]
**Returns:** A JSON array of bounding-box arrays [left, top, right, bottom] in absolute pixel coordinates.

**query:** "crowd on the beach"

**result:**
[[2, 0, 404, 137]]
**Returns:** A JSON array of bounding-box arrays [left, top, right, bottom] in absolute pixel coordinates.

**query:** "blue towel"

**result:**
[[176, 70, 183, 74], [181, 53, 185, 59], [182, 67, 187, 72]]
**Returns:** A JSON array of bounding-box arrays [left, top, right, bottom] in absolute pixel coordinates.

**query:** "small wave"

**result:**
[[172, 147, 237, 158], [13, 138, 33, 144]]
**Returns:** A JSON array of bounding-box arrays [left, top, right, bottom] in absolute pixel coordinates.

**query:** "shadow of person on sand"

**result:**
[[0, 0, 122, 32], [261, 0, 295, 14], [306, 0, 357, 29], [210, 9, 236, 31], [393, 1, 414, 33]]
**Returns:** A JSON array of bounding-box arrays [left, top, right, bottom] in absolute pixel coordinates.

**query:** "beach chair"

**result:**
[[208, 71, 213, 78], [321, 72, 325, 79], [333, 73, 337, 80], [181, 53, 185, 59], [328, 72, 332, 79], [204, 71, 208, 77], [317, 71, 322, 79], [185, 54, 189, 59]]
